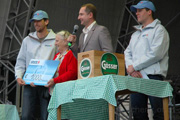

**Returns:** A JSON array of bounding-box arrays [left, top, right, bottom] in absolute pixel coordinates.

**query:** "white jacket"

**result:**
[[124, 19, 170, 77], [15, 29, 56, 79]]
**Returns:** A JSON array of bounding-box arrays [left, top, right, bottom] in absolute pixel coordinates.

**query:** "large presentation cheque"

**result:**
[[23, 59, 59, 86]]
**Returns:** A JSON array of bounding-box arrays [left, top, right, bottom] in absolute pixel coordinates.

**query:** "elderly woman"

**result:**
[[45, 30, 77, 88]]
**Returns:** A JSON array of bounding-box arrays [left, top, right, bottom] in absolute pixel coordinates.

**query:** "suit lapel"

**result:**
[[79, 33, 85, 52], [82, 23, 97, 52]]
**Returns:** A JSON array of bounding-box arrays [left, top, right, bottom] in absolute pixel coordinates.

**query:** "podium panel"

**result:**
[[78, 50, 125, 79]]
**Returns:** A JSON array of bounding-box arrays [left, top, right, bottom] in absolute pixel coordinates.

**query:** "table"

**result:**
[[48, 75, 173, 120], [0, 104, 20, 120]]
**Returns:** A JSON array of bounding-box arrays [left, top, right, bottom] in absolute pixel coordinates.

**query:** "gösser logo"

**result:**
[[101, 53, 119, 75], [80, 58, 92, 79]]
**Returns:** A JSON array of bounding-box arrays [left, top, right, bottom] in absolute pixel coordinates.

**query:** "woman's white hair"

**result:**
[[56, 30, 70, 40]]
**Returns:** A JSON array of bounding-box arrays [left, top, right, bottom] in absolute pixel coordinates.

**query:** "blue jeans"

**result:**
[[21, 85, 50, 120], [131, 75, 164, 120]]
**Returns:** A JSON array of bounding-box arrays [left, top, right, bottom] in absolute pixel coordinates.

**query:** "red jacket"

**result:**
[[53, 50, 77, 83]]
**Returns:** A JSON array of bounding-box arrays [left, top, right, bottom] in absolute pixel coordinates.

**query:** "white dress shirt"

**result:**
[[82, 21, 96, 44]]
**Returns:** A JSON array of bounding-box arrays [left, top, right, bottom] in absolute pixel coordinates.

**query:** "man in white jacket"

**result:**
[[124, 1, 169, 120], [15, 10, 56, 120]]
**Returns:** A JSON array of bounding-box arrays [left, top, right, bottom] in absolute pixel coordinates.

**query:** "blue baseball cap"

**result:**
[[30, 10, 49, 22], [130, 1, 156, 12]]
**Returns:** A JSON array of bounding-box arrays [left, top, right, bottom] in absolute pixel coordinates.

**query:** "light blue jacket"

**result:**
[[15, 29, 56, 79], [124, 19, 169, 77]]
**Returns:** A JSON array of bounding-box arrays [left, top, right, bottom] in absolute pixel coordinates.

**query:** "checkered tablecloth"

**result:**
[[48, 75, 173, 120], [0, 104, 20, 120]]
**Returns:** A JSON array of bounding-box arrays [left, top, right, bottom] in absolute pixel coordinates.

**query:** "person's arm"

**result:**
[[15, 38, 27, 86], [130, 71, 142, 78], [124, 42, 133, 70], [99, 26, 113, 53], [133, 26, 169, 71], [53, 54, 77, 83], [125, 41, 138, 75], [70, 43, 78, 58], [125, 45, 142, 78], [45, 79, 55, 88], [67, 35, 78, 58], [17, 78, 26, 86]]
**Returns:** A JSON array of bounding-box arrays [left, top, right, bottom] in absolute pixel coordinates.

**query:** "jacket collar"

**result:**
[[83, 21, 96, 34], [133, 19, 161, 31], [28, 29, 56, 41], [81, 23, 98, 52]]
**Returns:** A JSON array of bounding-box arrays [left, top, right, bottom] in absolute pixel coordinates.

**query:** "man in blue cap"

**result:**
[[124, 1, 169, 120], [15, 10, 56, 120]]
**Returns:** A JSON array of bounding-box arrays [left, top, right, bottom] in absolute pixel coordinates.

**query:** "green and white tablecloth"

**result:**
[[0, 104, 20, 120], [48, 75, 173, 120]]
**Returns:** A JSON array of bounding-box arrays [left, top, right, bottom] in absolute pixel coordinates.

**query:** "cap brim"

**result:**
[[130, 5, 145, 12], [29, 17, 44, 22]]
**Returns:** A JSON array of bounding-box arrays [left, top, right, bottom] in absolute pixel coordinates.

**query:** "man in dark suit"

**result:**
[[68, 3, 113, 57]]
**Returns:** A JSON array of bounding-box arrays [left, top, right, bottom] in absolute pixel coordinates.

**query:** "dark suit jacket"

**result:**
[[71, 23, 113, 57]]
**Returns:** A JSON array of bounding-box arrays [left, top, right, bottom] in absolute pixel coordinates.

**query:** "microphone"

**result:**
[[68, 25, 79, 47], [72, 25, 79, 35]]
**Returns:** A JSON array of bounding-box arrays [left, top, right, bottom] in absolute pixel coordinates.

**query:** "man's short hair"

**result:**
[[145, 8, 155, 19], [81, 3, 97, 20], [43, 18, 49, 27]]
